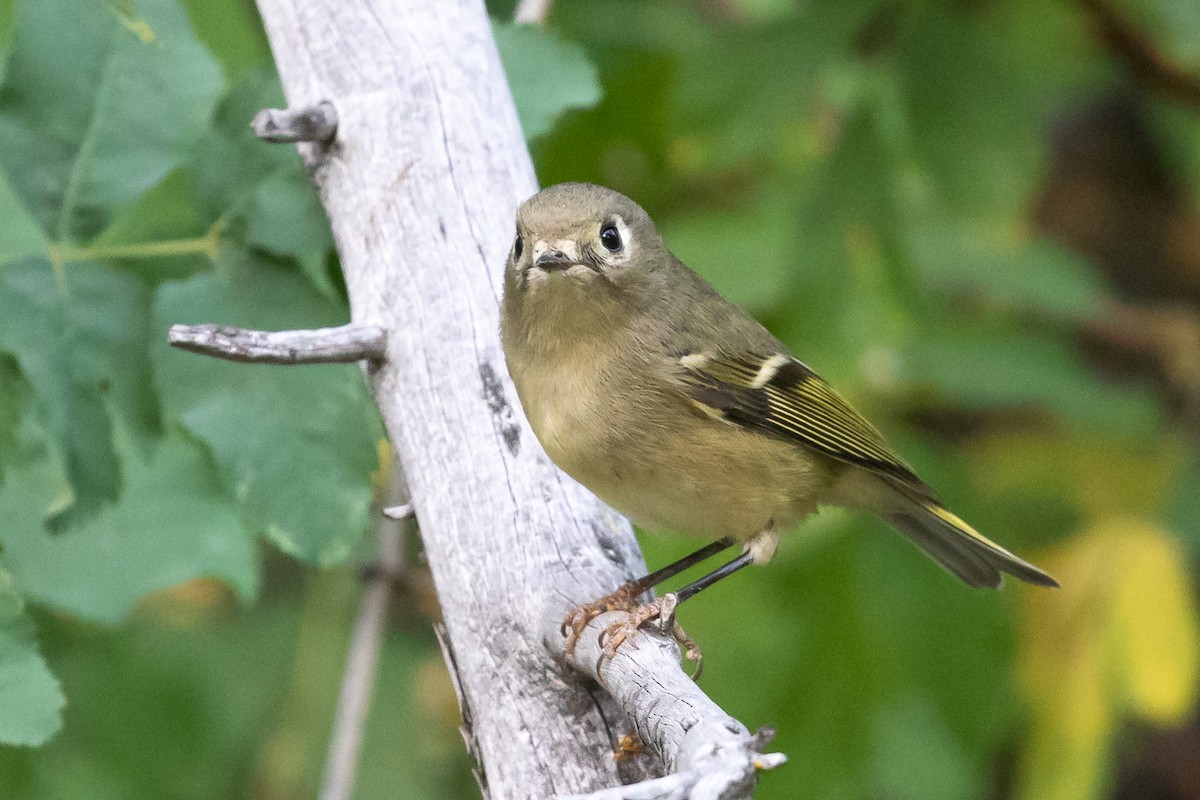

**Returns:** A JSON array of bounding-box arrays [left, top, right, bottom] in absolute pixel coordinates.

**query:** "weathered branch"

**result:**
[[252, 100, 339, 143], [559, 746, 786, 800], [248, 0, 777, 797], [167, 323, 386, 364], [547, 613, 786, 800]]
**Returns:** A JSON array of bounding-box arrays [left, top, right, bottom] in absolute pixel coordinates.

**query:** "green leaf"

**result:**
[[856, 501, 1024, 791], [0, 0, 224, 523], [191, 70, 291, 222], [897, 6, 1042, 220], [92, 168, 207, 250], [552, 0, 709, 53], [0, 0, 222, 243], [85, 169, 213, 284], [245, 168, 338, 298], [179, 0, 272, 78], [772, 105, 917, 372], [0, 0, 14, 84], [670, 0, 883, 171], [659, 189, 794, 311], [1122, 0, 1200, 66], [0, 166, 47, 263], [729, 0, 800, 21], [494, 21, 602, 141], [152, 254, 382, 565], [905, 326, 1163, 436], [0, 569, 64, 746], [0, 410, 257, 625], [912, 227, 1111, 321], [989, 0, 1102, 98], [0, 260, 159, 517], [1166, 455, 1200, 559], [0, 352, 27, 482], [870, 695, 979, 800], [189, 69, 343, 296], [1153, 99, 1200, 205]]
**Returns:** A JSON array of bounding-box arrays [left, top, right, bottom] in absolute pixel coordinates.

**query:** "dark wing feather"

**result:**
[[678, 351, 936, 497]]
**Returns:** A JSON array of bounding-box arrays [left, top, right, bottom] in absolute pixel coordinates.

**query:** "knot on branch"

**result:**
[[252, 101, 339, 143]]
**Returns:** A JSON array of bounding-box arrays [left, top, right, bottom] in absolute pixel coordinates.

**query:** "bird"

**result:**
[[499, 182, 1058, 664]]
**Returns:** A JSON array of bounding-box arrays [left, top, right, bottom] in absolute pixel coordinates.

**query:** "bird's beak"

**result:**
[[532, 240, 579, 271], [535, 250, 574, 270]]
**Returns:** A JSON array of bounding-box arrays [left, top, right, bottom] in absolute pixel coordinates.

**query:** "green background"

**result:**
[[1, 0, 1198, 798]]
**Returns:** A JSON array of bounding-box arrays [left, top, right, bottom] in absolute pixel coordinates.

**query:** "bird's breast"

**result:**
[[511, 342, 617, 474], [507, 338, 836, 540]]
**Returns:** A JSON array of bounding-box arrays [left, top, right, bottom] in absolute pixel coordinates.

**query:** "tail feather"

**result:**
[[886, 504, 1059, 589]]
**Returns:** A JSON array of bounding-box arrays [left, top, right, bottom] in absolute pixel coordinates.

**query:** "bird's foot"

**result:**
[[561, 581, 644, 658], [596, 594, 704, 679]]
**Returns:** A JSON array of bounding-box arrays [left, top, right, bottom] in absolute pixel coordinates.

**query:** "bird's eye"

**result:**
[[599, 223, 622, 252], [513, 231, 523, 259]]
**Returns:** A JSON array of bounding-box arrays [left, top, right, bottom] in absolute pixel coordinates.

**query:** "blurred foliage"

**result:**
[[0, 0, 1198, 799], [1019, 518, 1198, 800]]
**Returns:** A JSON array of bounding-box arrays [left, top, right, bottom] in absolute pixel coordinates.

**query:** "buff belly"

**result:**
[[529, 388, 837, 540]]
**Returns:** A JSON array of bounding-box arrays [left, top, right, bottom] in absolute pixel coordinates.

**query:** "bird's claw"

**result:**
[[561, 582, 642, 657], [669, 618, 704, 679], [587, 594, 703, 678], [562, 588, 705, 677]]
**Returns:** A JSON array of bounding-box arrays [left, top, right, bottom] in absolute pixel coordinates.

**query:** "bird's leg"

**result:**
[[673, 550, 757, 603], [590, 529, 777, 675], [663, 528, 776, 608], [562, 536, 735, 655]]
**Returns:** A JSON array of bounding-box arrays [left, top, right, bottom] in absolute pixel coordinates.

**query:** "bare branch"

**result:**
[[251, 0, 780, 796], [557, 750, 786, 800], [513, 0, 554, 24], [252, 100, 339, 143], [167, 323, 386, 365], [1076, 0, 1200, 109], [319, 470, 410, 800], [546, 612, 786, 800]]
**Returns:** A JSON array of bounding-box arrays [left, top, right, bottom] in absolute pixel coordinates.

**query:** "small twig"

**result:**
[[554, 720, 784, 800], [1084, 302, 1200, 423], [557, 752, 787, 800], [382, 503, 414, 520], [545, 611, 785, 800], [1076, 0, 1200, 110], [318, 468, 410, 800], [513, 0, 554, 24], [167, 323, 387, 365], [252, 101, 339, 143]]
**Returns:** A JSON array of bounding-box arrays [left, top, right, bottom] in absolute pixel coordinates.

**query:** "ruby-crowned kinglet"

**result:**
[[501, 183, 1057, 651]]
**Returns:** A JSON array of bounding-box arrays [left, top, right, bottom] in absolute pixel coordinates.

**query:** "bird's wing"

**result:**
[[675, 350, 935, 496]]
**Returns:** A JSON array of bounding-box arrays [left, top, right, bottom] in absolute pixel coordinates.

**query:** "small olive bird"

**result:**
[[500, 183, 1057, 659]]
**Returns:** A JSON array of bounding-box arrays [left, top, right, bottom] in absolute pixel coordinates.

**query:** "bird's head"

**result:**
[[507, 183, 667, 297]]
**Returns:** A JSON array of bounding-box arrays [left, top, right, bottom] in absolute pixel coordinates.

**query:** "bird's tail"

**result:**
[[886, 501, 1058, 589]]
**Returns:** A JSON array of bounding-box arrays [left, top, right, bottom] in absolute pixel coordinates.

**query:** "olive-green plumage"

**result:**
[[500, 182, 1057, 590]]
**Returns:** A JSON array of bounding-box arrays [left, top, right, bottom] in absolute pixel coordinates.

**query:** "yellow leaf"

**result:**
[[1109, 524, 1200, 724], [965, 433, 1183, 519], [1017, 529, 1115, 800], [370, 437, 394, 498], [1016, 517, 1200, 800], [1018, 629, 1109, 800]]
